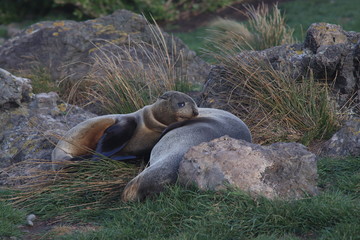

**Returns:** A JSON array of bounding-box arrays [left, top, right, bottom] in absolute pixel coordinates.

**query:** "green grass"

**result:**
[[279, 0, 360, 41], [318, 156, 360, 197], [20, 66, 59, 94], [173, 27, 208, 55], [0, 196, 25, 238], [1, 156, 359, 239]]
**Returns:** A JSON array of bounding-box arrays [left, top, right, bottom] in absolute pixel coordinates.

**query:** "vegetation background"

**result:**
[[1, 0, 360, 239]]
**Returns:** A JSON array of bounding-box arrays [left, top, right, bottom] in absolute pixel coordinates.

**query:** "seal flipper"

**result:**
[[94, 117, 138, 159]]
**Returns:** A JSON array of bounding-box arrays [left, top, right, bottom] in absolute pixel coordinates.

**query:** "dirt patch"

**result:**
[[19, 220, 100, 240]]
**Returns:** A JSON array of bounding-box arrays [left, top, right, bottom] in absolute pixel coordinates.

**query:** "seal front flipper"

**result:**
[[94, 117, 137, 159]]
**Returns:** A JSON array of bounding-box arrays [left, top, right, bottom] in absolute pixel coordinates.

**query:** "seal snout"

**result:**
[[193, 108, 199, 117]]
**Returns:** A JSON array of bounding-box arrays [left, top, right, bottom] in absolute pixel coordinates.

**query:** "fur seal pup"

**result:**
[[122, 108, 252, 201], [51, 91, 199, 168]]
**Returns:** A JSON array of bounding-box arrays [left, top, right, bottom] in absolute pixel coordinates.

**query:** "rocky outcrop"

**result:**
[[0, 10, 209, 85], [0, 69, 97, 185], [178, 136, 318, 200], [201, 22, 360, 112], [320, 118, 360, 157]]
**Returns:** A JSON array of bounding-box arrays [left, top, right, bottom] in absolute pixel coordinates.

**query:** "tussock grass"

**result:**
[[205, 49, 340, 144], [4, 159, 141, 220], [205, 3, 295, 53], [202, 3, 335, 144], [71, 19, 194, 114]]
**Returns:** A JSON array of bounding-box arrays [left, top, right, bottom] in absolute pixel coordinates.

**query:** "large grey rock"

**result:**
[[320, 118, 360, 157], [0, 68, 32, 108], [178, 136, 318, 200], [0, 10, 209, 85], [0, 91, 96, 186]]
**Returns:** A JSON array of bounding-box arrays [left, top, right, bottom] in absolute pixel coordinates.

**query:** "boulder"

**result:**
[[0, 10, 209, 85], [0, 70, 97, 185], [178, 136, 318, 200], [304, 22, 348, 53], [320, 118, 360, 157], [200, 22, 360, 112]]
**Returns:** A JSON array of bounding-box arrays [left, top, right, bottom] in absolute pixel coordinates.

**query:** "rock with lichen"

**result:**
[[320, 118, 360, 157], [0, 68, 32, 109], [0, 9, 209, 86], [0, 70, 97, 185], [178, 136, 318, 200]]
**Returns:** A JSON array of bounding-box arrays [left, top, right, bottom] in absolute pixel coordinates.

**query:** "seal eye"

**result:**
[[177, 102, 185, 108]]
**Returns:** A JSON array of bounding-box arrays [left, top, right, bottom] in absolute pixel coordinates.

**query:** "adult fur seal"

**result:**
[[51, 91, 199, 168], [122, 108, 252, 201]]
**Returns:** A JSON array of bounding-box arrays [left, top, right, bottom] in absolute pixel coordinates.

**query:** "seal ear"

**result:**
[[158, 92, 170, 100]]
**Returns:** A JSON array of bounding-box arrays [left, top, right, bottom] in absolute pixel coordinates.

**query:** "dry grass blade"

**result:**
[[245, 3, 295, 49], [5, 159, 141, 212], [207, 53, 341, 144]]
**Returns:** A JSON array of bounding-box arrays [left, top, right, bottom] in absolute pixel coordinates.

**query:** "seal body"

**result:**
[[51, 91, 199, 167], [122, 108, 252, 201]]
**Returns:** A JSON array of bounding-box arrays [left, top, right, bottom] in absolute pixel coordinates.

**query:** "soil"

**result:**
[[160, 0, 292, 32]]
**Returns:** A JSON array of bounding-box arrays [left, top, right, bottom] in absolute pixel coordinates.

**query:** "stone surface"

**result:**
[[320, 118, 360, 157], [0, 10, 209, 85], [178, 136, 318, 200], [0, 68, 32, 108], [304, 22, 348, 53], [0, 90, 96, 186]]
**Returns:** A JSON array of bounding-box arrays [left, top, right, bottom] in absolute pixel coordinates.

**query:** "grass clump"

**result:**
[[205, 3, 295, 53], [204, 51, 340, 144], [73, 19, 195, 114], [5, 159, 140, 221]]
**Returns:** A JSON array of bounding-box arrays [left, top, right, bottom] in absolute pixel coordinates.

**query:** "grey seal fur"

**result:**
[[51, 91, 199, 168], [122, 108, 252, 201]]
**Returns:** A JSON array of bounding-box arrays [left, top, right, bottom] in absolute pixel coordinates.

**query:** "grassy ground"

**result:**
[[1, 156, 359, 239], [174, 0, 360, 53], [0, 198, 26, 238]]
